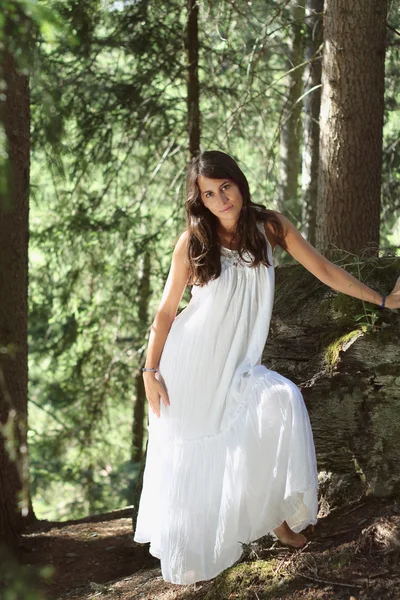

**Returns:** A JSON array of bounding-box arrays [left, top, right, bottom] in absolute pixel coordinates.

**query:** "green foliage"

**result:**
[[26, 0, 400, 521], [382, 6, 400, 249], [28, 0, 291, 519], [0, 549, 52, 600]]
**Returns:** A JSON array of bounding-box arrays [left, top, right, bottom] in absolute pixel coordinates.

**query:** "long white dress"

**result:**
[[133, 219, 319, 585]]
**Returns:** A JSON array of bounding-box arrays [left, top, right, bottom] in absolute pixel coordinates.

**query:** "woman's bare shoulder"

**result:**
[[173, 229, 189, 247], [173, 229, 190, 267], [261, 210, 280, 251]]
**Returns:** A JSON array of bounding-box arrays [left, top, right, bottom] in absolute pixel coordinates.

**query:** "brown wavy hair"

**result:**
[[185, 150, 287, 286]]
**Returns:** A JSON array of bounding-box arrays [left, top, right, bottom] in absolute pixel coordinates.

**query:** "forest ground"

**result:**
[[18, 495, 400, 600]]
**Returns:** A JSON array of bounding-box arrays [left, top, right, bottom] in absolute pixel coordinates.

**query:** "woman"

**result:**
[[133, 150, 400, 585]]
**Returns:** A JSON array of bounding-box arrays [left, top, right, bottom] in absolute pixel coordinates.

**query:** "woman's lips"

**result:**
[[221, 205, 233, 212]]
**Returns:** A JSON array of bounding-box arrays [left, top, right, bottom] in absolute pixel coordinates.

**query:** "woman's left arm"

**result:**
[[275, 212, 400, 310]]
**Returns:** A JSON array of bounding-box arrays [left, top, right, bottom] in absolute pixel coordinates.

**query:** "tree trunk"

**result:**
[[132, 439, 148, 536], [186, 0, 200, 160], [131, 250, 153, 532], [132, 377, 146, 463], [279, 0, 306, 223], [132, 251, 152, 463], [263, 256, 400, 506], [0, 44, 31, 544], [301, 0, 323, 245], [316, 0, 387, 258], [133, 0, 201, 525]]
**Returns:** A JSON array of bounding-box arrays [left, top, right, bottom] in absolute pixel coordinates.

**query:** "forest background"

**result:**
[[0, 0, 399, 537]]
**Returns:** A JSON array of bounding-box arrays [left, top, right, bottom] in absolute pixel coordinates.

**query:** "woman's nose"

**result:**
[[220, 191, 229, 203]]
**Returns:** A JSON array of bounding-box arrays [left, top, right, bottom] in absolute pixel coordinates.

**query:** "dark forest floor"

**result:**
[[15, 496, 400, 600]]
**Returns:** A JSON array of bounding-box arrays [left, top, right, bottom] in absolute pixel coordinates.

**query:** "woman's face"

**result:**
[[197, 175, 243, 226]]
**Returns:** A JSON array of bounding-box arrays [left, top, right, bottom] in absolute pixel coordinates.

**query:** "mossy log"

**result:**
[[263, 256, 400, 505]]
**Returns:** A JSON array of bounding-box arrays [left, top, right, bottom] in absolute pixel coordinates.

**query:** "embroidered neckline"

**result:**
[[220, 246, 254, 268], [219, 221, 271, 268], [221, 245, 240, 253], [220, 221, 271, 254]]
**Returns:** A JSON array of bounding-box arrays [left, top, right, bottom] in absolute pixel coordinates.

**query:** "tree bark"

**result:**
[[279, 0, 306, 224], [132, 438, 148, 536], [263, 257, 400, 506], [301, 0, 323, 245], [0, 43, 31, 544], [186, 0, 200, 160], [131, 250, 152, 532], [132, 251, 152, 463], [316, 0, 387, 258]]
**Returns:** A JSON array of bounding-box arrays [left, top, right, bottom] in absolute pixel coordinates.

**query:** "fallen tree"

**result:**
[[264, 254, 400, 507]]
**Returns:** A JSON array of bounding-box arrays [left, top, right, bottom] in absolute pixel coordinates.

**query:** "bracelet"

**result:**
[[379, 295, 386, 309], [142, 367, 158, 373]]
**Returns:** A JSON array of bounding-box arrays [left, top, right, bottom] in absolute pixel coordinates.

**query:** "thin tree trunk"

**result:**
[[132, 1, 197, 511], [186, 0, 200, 159], [132, 251, 151, 463], [132, 438, 147, 536], [0, 39, 31, 544], [316, 0, 387, 258], [132, 375, 146, 463], [279, 0, 306, 223], [301, 0, 323, 245]]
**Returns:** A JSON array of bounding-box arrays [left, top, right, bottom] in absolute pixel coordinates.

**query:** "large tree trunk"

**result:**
[[263, 256, 400, 507], [301, 0, 323, 245], [316, 0, 387, 258], [279, 0, 306, 223], [0, 42, 31, 544], [186, 0, 200, 159]]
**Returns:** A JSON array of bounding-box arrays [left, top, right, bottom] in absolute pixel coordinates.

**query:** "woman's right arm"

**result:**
[[142, 230, 190, 418]]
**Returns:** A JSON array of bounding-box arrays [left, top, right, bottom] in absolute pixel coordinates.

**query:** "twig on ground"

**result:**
[[319, 527, 357, 538], [354, 570, 396, 581], [298, 572, 363, 590], [340, 502, 368, 518]]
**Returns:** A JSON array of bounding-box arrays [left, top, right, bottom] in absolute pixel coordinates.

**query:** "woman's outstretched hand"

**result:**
[[386, 276, 400, 309], [142, 372, 170, 418]]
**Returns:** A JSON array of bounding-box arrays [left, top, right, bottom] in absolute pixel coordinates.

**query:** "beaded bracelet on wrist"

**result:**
[[142, 367, 158, 373], [379, 295, 386, 309]]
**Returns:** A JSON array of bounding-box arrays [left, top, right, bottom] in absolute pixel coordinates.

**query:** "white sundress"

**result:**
[[133, 219, 319, 585]]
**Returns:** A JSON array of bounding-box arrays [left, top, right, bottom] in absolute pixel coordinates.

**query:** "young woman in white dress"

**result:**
[[136, 150, 400, 585]]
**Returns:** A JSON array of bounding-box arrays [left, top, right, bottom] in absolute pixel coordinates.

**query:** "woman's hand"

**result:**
[[142, 372, 170, 418], [386, 276, 400, 309]]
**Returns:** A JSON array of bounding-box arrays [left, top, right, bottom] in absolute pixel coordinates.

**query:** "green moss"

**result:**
[[275, 255, 400, 325], [326, 547, 354, 571], [330, 292, 359, 315], [324, 329, 364, 374], [325, 291, 379, 330], [352, 456, 369, 487], [204, 560, 294, 600]]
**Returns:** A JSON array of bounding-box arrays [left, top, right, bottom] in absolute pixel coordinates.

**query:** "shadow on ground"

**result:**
[[17, 496, 400, 600]]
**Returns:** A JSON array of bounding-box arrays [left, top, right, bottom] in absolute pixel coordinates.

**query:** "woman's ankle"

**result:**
[[273, 520, 289, 534]]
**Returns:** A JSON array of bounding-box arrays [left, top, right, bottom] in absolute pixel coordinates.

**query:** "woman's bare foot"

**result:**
[[273, 521, 307, 548]]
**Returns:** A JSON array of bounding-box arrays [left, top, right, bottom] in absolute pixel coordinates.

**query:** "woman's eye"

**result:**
[[223, 184, 230, 190]]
